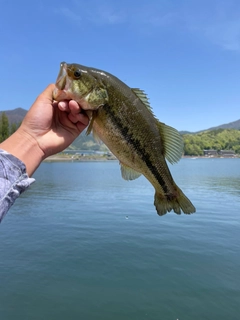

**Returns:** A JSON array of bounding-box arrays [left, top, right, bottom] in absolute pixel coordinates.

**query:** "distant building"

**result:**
[[203, 149, 236, 157], [203, 149, 218, 157], [219, 150, 236, 158]]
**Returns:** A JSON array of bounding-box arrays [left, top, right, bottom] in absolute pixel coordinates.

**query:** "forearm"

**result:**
[[0, 128, 45, 176], [0, 128, 42, 222], [0, 150, 35, 222]]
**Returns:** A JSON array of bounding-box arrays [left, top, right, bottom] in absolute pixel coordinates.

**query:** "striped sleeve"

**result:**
[[0, 149, 35, 222]]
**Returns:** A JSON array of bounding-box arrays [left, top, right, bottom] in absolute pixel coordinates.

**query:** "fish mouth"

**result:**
[[53, 62, 69, 100], [56, 62, 67, 90]]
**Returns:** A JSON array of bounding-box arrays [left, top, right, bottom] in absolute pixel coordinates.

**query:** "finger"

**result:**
[[77, 112, 89, 126], [67, 112, 89, 126], [58, 101, 70, 112], [68, 100, 82, 115], [76, 121, 89, 133], [57, 109, 78, 131]]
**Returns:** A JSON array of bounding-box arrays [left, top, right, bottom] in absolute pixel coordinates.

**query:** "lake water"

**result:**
[[0, 158, 240, 320]]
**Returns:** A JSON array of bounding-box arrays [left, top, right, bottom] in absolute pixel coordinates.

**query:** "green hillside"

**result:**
[[71, 128, 240, 156], [1, 108, 240, 156], [182, 129, 240, 156]]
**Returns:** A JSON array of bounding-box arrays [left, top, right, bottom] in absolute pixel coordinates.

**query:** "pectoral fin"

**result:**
[[120, 163, 142, 180], [86, 112, 102, 143], [86, 112, 95, 135]]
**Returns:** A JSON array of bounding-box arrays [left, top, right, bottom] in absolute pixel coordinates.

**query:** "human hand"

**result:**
[[19, 84, 89, 158], [0, 84, 89, 176]]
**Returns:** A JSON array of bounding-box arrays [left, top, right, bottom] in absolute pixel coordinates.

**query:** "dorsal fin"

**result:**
[[156, 121, 183, 164], [132, 88, 182, 162], [131, 88, 152, 111]]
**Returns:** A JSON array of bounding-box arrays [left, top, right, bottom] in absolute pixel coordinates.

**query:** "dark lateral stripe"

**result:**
[[103, 104, 170, 196]]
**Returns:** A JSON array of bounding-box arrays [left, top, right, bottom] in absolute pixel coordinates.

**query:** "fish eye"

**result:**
[[74, 69, 81, 78]]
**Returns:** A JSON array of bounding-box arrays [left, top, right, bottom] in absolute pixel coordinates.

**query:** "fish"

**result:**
[[53, 62, 196, 216]]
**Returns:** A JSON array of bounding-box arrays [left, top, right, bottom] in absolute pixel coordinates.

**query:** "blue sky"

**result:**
[[1, 0, 240, 132]]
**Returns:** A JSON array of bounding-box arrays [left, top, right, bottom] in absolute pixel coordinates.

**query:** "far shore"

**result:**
[[44, 154, 117, 162], [44, 154, 239, 162]]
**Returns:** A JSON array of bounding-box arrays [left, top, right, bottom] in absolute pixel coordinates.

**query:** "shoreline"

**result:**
[[44, 154, 117, 162], [44, 154, 239, 162]]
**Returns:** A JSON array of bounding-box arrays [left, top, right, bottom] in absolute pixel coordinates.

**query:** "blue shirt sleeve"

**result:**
[[0, 149, 35, 222]]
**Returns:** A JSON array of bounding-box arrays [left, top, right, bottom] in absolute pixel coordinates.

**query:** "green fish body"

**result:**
[[53, 62, 196, 215]]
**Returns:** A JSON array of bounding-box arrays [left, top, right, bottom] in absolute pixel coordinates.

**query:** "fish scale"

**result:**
[[102, 104, 170, 194]]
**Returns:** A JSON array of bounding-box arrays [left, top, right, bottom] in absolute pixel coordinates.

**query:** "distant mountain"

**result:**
[[179, 130, 193, 135], [205, 119, 240, 131], [1, 108, 240, 149], [0, 108, 27, 124], [179, 119, 240, 135]]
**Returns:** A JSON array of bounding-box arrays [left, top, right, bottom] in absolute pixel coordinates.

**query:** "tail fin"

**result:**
[[154, 187, 196, 216]]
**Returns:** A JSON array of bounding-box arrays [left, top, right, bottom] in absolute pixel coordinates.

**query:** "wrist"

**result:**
[[0, 128, 45, 176]]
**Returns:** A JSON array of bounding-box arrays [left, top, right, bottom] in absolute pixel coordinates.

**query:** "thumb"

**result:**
[[37, 84, 56, 103], [24, 84, 56, 122]]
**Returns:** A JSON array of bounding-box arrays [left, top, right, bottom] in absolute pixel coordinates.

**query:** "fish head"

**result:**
[[53, 62, 108, 110]]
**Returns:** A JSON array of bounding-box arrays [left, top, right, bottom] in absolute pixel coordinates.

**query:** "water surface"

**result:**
[[0, 159, 240, 320]]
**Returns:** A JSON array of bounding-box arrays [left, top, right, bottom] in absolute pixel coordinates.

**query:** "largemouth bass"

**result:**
[[53, 62, 196, 215]]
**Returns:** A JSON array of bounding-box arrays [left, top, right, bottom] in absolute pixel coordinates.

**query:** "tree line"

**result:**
[[0, 112, 21, 143], [1, 112, 240, 156], [182, 129, 240, 156]]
